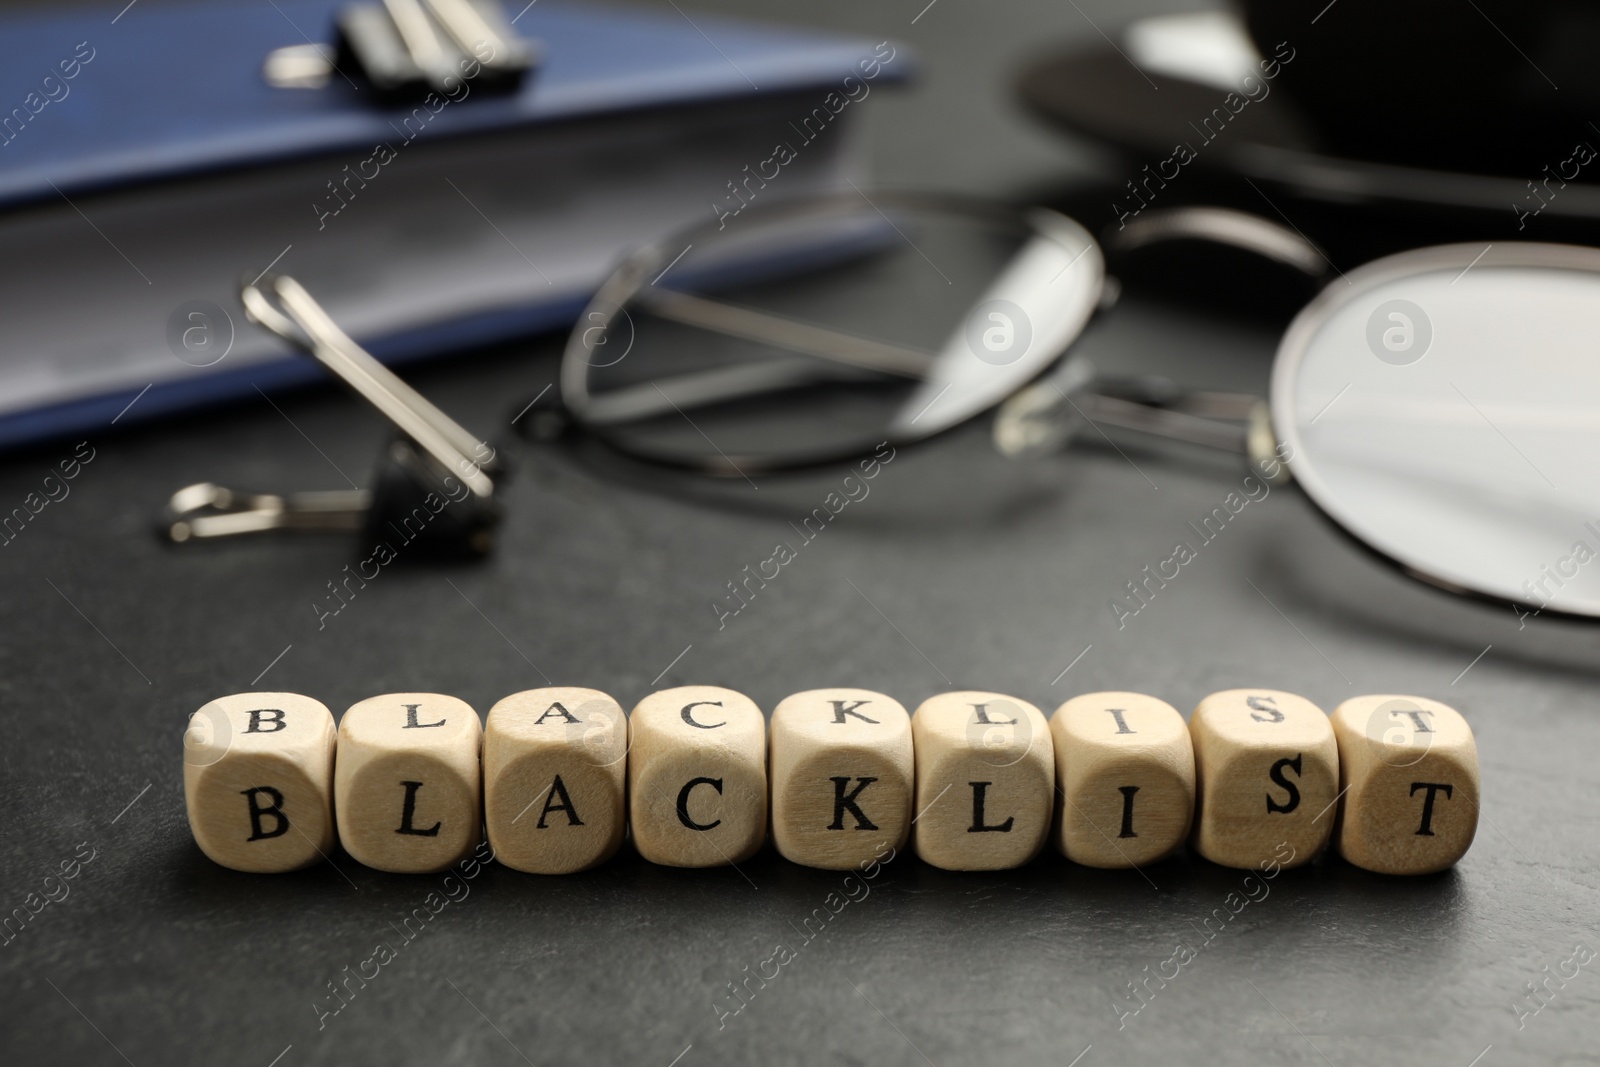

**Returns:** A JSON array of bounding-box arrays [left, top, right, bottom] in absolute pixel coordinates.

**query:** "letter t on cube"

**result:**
[[1331, 694, 1479, 874]]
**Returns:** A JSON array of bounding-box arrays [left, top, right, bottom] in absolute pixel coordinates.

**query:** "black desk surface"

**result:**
[[3, 1, 1597, 1065]]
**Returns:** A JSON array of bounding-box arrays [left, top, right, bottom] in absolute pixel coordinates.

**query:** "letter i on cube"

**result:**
[[484, 687, 628, 874], [1051, 692, 1194, 867], [335, 693, 482, 873], [184, 693, 336, 873]]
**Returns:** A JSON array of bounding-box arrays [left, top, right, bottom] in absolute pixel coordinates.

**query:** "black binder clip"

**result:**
[[262, 0, 538, 101], [162, 276, 502, 560]]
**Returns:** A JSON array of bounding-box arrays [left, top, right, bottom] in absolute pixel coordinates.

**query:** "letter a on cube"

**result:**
[[485, 687, 628, 874]]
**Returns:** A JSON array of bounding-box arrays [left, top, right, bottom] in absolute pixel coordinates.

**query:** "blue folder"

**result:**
[[0, 0, 908, 448]]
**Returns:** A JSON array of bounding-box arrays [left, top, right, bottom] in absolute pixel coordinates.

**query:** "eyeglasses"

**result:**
[[544, 193, 1106, 475], [1273, 241, 1600, 620], [156, 188, 1600, 621], [533, 193, 1600, 620]]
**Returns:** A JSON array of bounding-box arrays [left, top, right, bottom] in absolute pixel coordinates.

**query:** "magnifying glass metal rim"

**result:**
[[1270, 239, 1600, 620], [558, 190, 1105, 475]]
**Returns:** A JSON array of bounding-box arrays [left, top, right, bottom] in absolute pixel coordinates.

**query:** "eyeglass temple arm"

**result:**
[[998, 355, 1284, 477], [579, 358, 887, 426], [1105, 391, 1287, 480], [999, 199, 1323, 472], [1105, 205, 1332, 281], [1078, 391, 1253, 452], [576, 289, 936, 425], [591, 297, 1266, 442], [1095, 203, 1319, 474], [634, 289, 934, 378]]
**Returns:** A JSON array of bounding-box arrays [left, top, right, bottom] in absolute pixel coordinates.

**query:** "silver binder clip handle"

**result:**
[[262, 0, 538, 97], [262, 43, 337, 90], [163, 275, 502, 559], [241, 274, 497, 499], [164, 483, 372, 542], [424, 0, 522, 70], [381, 0, 453, 86]]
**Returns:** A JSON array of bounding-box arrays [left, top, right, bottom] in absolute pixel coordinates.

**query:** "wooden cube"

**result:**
[[771, 688, 914, 870], [484, 687, 628, 874], [911, 691, 1051, 871], [1331, 694, 1479, 875], [1051, 691, 1193, 868], [628, 686, 766, 868], [1189, 688, 1337, 870], [335, 693, 482, 873], [183, 692, 337, 873]]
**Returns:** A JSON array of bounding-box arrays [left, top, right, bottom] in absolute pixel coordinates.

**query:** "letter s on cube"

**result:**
[[183, 692, 336, 872], [1189, 689, 1337, 870]]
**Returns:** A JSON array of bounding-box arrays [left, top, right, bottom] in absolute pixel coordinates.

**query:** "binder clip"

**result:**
[[162, 275, 502, 560], [262, 0, 538, 100]]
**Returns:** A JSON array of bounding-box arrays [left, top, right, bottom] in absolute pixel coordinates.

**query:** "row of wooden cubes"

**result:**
[[184, 686, 1479, 878]]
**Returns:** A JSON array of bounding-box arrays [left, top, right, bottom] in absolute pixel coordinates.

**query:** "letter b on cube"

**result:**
[[183, 692, 336, 873]]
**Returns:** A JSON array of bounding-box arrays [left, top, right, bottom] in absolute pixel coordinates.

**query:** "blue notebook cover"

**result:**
[[0, 0, 908, 447]]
